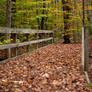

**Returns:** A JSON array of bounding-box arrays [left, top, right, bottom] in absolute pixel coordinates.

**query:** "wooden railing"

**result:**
[[0, 27, 54, 61]]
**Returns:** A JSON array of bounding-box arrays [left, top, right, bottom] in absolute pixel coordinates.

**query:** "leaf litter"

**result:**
[[0, 44, 92, 92]]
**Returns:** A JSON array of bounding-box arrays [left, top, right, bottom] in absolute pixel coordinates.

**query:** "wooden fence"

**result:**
[[0, 27, 54, 61]]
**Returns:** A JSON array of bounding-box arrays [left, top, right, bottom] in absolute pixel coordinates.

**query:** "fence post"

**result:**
[[6, 0, 11, 58], [82, 26, 89, 71], [47, 33, 49, 45], [26, 34, 30, 52], [6, 34, 11, 58], [13, 34, 17, 56], [84, 26, 89, 71], [51, 32, 53, 44], [42, 33, 44, 47], [36, 33, 38, 49], [44, 33, 46, 46], [52, 31, 55, 43]]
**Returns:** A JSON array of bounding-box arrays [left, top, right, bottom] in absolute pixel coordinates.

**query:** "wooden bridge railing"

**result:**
[[0, 27, 54, 61]]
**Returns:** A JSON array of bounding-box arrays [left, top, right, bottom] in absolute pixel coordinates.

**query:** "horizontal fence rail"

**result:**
[[0, 27, 54, 61], [0, 27, 53, 34], [0, 38, 53, 50]]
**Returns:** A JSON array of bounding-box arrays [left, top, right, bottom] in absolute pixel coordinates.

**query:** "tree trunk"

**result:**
[[6, 0, 11, 27], [36, 0, 40, 30], [11, 0, 16, 27], [41, 0, 46, 30], [82, 0, 89, 71], [62, 0, 71, 43], [6, 0, 11, 58]]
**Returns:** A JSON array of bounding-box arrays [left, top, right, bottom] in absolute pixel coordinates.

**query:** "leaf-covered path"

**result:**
[[0, 44, 92, 92]]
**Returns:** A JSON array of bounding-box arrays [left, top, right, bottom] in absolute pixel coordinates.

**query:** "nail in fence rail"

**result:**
[[0, 27, 54, 61]]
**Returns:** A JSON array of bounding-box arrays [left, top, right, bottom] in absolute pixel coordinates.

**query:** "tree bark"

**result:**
[[6, 0, 11, 27], [11, 0, 16, 27], [36, 0, 40, 30], [41, 0, 46, 30], [6, 0, 11, 58], [82, 0, 89, 71], [62, 0, 71, 43]]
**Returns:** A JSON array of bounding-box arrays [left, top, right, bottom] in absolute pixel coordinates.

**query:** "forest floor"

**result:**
[[0, 44, 92, 92]]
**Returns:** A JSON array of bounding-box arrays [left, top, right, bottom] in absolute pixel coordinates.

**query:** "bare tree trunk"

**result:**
[[41, 0, 46, 30], [82, 0, 89, 71], [11, 0, 16, 27], [6, 0, 11, 58], [73, 0, 77, 43], [62, 0, 71, 43], [36, 0, 40, 30], [6, 0, 11, 27]]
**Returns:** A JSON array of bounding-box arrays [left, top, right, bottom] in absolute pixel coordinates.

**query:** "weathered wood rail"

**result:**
[[0, 27, 54, 61]]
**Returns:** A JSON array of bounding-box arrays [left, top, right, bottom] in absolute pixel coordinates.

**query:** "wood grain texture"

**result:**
[[0, 38, 53, 50], [0, 27, 53, 34]]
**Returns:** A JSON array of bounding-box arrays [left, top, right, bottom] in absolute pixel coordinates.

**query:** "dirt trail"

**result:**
[[0, 44, 91, 92]]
